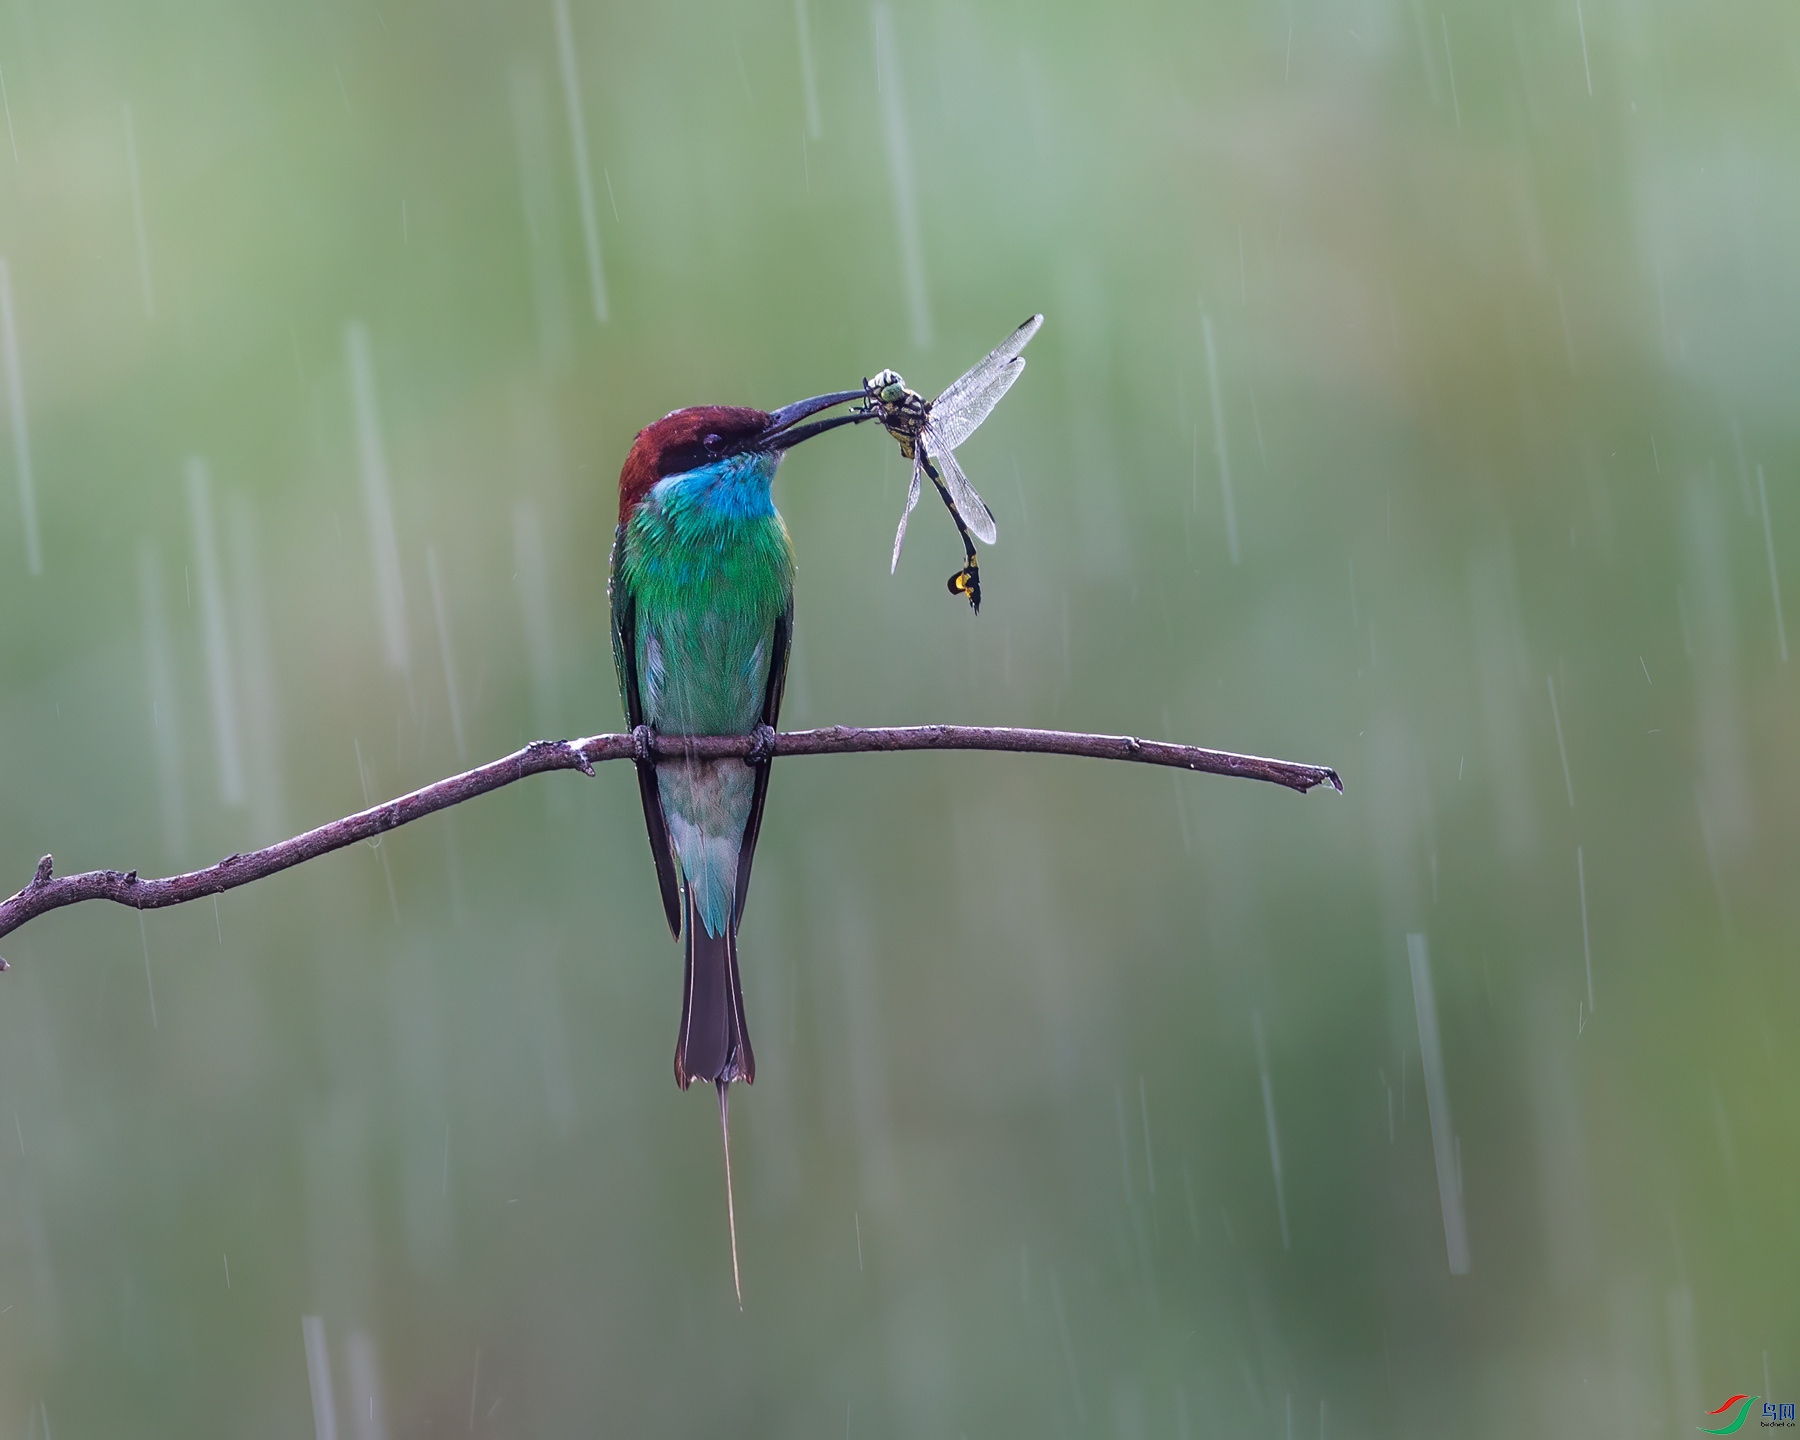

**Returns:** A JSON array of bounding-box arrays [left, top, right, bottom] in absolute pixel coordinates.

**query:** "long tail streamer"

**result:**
[[718, 1080, 743, 1309]]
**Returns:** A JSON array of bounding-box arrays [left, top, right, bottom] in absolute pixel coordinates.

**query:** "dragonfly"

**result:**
[[860, 313, 1043, 612]]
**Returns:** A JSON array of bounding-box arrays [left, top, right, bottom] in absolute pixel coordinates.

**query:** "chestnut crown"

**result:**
[[616, 406, 771, 523]]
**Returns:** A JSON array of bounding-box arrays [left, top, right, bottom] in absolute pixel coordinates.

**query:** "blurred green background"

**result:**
[[0, 0, 1794, 1434]]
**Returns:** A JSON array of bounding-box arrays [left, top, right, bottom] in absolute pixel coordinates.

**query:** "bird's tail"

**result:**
[[674, 886, 755, 1090], [718, 1080, 743, 1308]]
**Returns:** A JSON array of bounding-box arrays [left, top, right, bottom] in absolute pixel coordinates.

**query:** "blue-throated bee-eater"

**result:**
[[609, 387, 868, 1301]]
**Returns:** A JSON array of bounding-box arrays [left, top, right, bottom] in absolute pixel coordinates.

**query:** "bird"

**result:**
[[609, 386, 868, 1303]]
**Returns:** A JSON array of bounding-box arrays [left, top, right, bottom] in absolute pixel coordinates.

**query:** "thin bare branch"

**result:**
[[0, 724, 1339, 960]]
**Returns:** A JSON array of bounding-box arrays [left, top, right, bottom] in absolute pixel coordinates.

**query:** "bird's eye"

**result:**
[[704, 433, 722, 450]]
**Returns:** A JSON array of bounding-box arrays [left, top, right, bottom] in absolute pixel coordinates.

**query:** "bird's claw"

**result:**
[[632, 724, 655, 765], [747, 723, 778, 766]]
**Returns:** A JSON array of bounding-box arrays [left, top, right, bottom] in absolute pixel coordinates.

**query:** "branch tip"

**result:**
[[32, 856, 51, 887]]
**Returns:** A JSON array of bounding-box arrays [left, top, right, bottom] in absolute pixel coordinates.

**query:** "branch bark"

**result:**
[[0, 724, 1339, 962]]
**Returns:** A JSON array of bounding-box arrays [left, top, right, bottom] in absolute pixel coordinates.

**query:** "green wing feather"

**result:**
[[610, 523, 683, 937], [733, 600, 790, 929]]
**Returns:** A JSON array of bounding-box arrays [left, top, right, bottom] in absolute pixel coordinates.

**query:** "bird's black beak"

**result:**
[[760, 388, 874, 451]]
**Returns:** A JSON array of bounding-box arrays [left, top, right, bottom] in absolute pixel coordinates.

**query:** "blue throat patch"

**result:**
[[651, 449, 780, 524]]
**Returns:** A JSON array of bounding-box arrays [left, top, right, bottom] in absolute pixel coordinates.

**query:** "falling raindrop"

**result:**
[[1577, 846, 1594, 1014], [1666, 1287, 1702, 1426], [1201, 314, 1238, 563], [1408, 0, 1441, 106], [302, 1316, 339, 1440], [226, 495, 286, 841], [1190, 421, 1199, 515], [795, 0, 823, 138], [551, 0, 610, 323], [139, 915, 157, 1029], [1575, 0, 1593, 95], [1440, 15, 1461, 129], [1407, 934, 1470, 1274], [1113, 1083, 1136, 1207], [1685, 482, 1752, 860], [510, 65, 574, 373], [730, 36, 754, 102], [0, 58, 15, 161], [1546, 673, 1574, 808], [1755, 465, 1788, 662], [1251, 1009, 1290, 1250], [186, 458, 246, 807], [344, 323, 410, 674], [122, 104, 154, 317], [512, 503, 562, 735], [426, 546, 468, 761], [1553, 276, 1575, 373], [138, 539, 188, 859], [1138, 1075, 1156, 1195], [345, 1330, 387, 1440], [1049, 1269, 1086, 1423], [0, 256, 40, 575], [873, 4, 931, 348]]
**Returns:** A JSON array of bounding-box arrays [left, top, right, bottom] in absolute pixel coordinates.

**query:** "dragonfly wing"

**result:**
[[890, 451, 924, 572], [933, 313, 1043, 416], [930, 355, 1026, 452], [924, 429, 997, 545]]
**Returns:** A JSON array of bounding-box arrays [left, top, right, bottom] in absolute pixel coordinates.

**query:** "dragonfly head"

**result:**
[[862, 370, 930, 447], [868, 368, 910, 408]]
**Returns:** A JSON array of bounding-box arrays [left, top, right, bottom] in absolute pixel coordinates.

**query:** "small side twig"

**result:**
[[0, 724, 1339, 959]]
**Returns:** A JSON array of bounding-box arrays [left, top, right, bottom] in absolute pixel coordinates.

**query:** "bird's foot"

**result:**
[[746, 723, 778, 766], [632, 724, 655, 765]]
